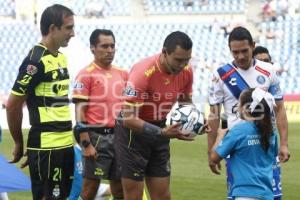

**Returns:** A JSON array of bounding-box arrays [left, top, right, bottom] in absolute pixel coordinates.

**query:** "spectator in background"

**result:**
[[86, 0, 106, 18], [253, 45, 285, 75]]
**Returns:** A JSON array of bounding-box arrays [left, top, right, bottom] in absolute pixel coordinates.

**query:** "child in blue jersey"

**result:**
[[210, 88, 278, 200]]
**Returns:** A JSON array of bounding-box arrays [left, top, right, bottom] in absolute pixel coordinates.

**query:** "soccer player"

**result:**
[[253, 46, 272, 63], [72, 29, 126, 200], [207, 26, 290, 200], [210, 88, 278, 200], [6, 4, 75, 200], [114, 31, 197, 200]]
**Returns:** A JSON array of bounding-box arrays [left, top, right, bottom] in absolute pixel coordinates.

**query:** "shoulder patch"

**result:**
[[29, 45, 46, 63]]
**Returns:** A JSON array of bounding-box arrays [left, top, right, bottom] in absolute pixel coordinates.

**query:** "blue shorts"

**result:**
[[226, 157, 282, 199]]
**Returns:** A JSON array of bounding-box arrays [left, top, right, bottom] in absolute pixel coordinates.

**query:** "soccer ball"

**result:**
[[166, 103, 205, 138]]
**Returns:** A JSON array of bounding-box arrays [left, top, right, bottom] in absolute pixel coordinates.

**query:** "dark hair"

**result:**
[[89, 29, 115, 46], [228, 26, 253, 47], [40, 4, 74, 36], [253, 46, 272, 61], [240, 88, 273, 151], [163, 31, 193, 54]]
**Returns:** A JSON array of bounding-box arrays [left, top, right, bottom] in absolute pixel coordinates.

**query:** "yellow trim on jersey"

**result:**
[[40, 131, 73, 148], [27, 144, 74, 151], [11, 90, 26, 96], [35, 79, 70, 97], [72, 94, 89, 100], [38, 106, 71, 123], [41, 53, 67, 73], [124, 101, 144, 107], [86, 65, 95, 72]]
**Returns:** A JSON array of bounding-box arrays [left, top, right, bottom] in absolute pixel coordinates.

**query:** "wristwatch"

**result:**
[[81, 140, 91, 148]]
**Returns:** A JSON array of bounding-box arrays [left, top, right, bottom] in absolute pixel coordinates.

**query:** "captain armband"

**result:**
[[143, 122, 162, 135]]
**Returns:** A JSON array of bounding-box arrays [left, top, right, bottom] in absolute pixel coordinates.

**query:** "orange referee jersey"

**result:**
[[124, 54, 193, 122], [72, 62, 128, 127]]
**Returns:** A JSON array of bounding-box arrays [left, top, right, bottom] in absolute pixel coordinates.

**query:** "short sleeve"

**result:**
[[184, 67, 193, 95], [268, 67, 283, 101], [72, 70, 90, 102], [11, 59, 43, 96], [124, 66, 149, 105], [208, 70, 224, 105], [214, 126, 242, 158]]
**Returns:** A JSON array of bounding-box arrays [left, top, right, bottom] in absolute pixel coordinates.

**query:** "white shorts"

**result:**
[[235, 197, 261, 200]]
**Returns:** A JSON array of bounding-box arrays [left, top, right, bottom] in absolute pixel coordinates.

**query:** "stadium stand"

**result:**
[[143, 0, 247, 15], [0, 0, 15, 17]]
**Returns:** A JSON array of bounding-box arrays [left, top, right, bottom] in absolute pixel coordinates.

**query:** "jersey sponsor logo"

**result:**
[[52, 83, 69, 94], [229, 78, 237, 86], [124, 85, 137, 97], [256, 75, 266, 84], [144, 66, 156, 77], [26, 64, 38, 75]]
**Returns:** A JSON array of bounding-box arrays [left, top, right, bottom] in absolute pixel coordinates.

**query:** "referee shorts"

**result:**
[[114, 120, 170, 181], [82, 127, 120, 181]]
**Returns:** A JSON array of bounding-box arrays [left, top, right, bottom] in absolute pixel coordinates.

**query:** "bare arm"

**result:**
[[207, 104, 221, 153], [6, 93, 26, 163], [209, 128, 228, 175], [207, 104, 221, 173], [274, 100, 290, 162]]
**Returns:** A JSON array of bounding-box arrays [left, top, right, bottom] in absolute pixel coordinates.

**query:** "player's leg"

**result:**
[[145, 176, 170, 200], [122, 178, 144, 200], [110, 179, 123, 199], [81, 178, 101, 200]]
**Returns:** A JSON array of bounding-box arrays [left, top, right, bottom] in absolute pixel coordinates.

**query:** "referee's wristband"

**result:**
[[143, 122, 162, 135]]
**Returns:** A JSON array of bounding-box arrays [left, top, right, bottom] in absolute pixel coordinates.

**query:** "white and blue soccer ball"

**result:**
[[166, 103, 205, 138]]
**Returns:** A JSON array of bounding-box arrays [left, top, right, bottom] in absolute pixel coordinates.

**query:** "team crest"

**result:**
[[52, 185, 60, 197], [256, 75, 266, 84], [26, 65, 38, 75]]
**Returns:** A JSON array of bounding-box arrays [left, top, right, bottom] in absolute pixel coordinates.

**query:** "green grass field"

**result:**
[[0, 123, 299, 200]]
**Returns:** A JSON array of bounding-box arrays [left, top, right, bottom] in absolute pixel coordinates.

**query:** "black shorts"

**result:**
[[114, 120, 170, 181], [27, 146, 74, 200], [83, 128, 120, 180]]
